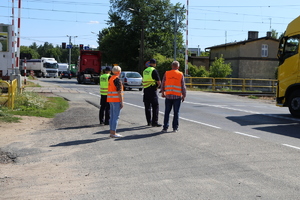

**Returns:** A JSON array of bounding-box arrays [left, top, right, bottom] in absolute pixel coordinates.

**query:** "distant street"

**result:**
[[2, 77, 300, 200]]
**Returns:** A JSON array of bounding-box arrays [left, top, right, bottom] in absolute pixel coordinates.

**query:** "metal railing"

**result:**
[[0, 79, 17, 109], [185, 77, 277, 93]]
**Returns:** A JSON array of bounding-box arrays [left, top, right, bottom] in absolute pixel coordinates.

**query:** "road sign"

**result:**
[[145, 61, 150, 67], [84, 46, 90, 50], [67, 45, 72, 49]]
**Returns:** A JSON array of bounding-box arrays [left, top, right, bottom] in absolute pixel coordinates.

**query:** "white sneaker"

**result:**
[[110, 134, 123, 138]]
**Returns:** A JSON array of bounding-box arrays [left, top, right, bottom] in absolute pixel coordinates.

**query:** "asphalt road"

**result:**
[[5, 77, 300, 199]]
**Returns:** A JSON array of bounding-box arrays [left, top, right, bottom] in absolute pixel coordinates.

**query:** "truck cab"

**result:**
[[41, 57, 59, 78], [277, 16, 300, 117]]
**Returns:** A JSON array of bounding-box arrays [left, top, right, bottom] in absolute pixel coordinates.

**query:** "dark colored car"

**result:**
[[60, 71, 72, 79]]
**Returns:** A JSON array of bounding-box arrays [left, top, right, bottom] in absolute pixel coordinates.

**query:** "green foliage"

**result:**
[[0, 107, 21, 123], [14, 91, 47, 111], [248, 95, 258, 99], [271, 29, 279, 39], [200, 51, 210, 57], [99, 0, 186, 69], [152, 53, 209, 78], [8, 92, 69, 118], [189, 65, 209, 77], [209, 55, 232, 78], [21, 42, 80, 65], [20, 46, 40, 59]]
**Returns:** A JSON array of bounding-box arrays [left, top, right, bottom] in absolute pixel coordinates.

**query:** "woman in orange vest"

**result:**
[[161, 61, 186, 133], [107, 66, 124, 138]]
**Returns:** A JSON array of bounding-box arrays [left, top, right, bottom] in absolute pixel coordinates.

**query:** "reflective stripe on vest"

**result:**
[[100, 73, 110, 95], [164, 70, 183, 96], [142, 67, 156, 88], [107, 75, 123, 102]]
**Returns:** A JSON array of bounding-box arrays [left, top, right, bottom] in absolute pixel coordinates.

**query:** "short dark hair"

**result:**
[[149, 58, 156, 64]]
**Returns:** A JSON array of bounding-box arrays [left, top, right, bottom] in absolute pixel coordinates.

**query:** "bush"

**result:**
[[209, 54, 232, 78], [14, 91, 47, 111], [153, 53, 209, 78]]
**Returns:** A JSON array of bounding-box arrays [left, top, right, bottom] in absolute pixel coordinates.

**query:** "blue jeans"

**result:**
[[109, 102, 122, 132], [163, 98, 181, 130]]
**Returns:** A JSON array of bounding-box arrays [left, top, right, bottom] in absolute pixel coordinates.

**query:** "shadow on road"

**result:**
[[56, 124, 100, 130], [93, 125, 150, 135], [49, 137, 110, 147], [227, 114, 300, 139], [114, 131, 164, 141]]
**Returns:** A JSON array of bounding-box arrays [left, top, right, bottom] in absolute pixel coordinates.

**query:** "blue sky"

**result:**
[[0, 0, 299, 50]]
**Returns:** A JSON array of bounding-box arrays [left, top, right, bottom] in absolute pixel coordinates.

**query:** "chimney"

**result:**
[[248, 31, 259, 40], [266, 31, 272, 37]]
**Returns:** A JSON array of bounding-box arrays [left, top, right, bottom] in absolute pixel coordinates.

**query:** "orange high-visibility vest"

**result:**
[[107, 75, 123, 102], [164, 70, 183, 96]]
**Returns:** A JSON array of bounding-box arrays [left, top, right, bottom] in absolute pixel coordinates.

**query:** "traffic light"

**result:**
[[80, 44, 84, 50], [62, 42, 66, 49]]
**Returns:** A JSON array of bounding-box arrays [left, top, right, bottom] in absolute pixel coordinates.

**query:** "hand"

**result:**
[[120, 102, 124, 109], [162, 93, 166, 98], [181, 96, 185, 102]]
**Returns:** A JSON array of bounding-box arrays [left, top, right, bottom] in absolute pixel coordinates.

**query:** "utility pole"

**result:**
[[67, 35, 71, 66], [66, 35, 77, 66], [139, 20, 145, 74], [174, 9, 178, 61], [129, 8, 144, 74]]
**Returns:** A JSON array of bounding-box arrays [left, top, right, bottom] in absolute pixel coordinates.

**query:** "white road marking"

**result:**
[[282, 144, 300, 150], [234, 132, 260, 139]]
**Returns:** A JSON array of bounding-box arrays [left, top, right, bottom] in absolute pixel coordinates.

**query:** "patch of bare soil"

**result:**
[[0, 116, 52, 164]]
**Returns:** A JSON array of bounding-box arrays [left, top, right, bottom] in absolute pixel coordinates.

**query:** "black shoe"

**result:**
[[147, 123, 152, 126], [152, 123, 162, 127], [100, 122, 104, 126], [161, 129, 168, 133]]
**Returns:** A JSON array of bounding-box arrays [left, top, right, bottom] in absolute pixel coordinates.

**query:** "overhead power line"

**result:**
[[191, 5, 300, 8], [189, 8, 295, 21], [0, 5, 107, 15], [189, 18, 287, 25], [24, 0, 109, 6]]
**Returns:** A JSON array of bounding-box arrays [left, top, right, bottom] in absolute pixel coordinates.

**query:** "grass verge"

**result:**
[[0, 91, 69, 123]]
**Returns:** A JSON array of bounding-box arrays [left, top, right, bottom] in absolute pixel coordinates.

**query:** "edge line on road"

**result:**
[[282, 144, 300, 150], [234, 132, 260, 139]]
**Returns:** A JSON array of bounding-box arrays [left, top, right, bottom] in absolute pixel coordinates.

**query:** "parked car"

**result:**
[[60, 71, 72, 79], [120, 71, 143, 91]]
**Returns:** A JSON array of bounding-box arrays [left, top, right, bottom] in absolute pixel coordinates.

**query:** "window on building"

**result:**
[[261, 44, 268, 57]]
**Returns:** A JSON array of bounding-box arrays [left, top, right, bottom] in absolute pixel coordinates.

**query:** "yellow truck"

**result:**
[[277, 15, 300, 117]]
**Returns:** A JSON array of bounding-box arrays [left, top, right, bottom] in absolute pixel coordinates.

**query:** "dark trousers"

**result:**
[[163, 98, 181, 130], [144, 97, 159, 125], [99, 95, 110, 124]]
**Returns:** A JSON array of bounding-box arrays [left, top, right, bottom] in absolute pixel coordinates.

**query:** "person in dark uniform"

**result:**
[[142, 58, 162, 127], [99, 67, 111, 125]]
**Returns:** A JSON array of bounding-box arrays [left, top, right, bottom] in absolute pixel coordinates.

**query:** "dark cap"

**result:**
[[104, 66, 111, 71], [149, 58, 156, 64]]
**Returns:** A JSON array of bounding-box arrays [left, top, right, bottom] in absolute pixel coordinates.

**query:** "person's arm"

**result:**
[[181, 75, 186, 102], [161, 75, 166, 98], [152, 69, 161, 88], [114, 78, 124, 109]]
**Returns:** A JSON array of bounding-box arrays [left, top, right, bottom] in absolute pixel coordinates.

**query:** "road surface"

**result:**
[[2, 77, 300, 200]]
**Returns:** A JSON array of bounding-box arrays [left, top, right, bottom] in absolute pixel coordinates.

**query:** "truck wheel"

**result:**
[[288, 90, 300, 118], [139, 88, 143, 91]]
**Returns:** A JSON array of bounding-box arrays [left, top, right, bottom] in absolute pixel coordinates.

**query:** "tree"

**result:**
[[271, 29, 279, 39], [20, 46, 39, 59], [99, 0, 186, 70], [209, 55, 232, 78]]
